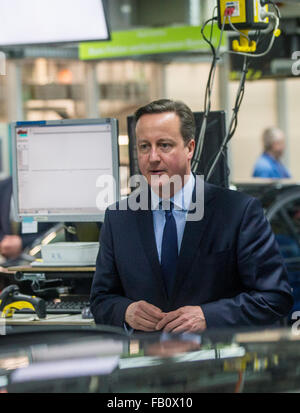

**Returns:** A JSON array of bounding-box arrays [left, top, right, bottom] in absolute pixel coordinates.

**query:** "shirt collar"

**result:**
[[151, 173, 195, 211]]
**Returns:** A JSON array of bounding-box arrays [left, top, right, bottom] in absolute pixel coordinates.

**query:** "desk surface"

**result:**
[[8, 265, 96, 273], [0, 267, 15, 276], [4, 313, 95, 325]]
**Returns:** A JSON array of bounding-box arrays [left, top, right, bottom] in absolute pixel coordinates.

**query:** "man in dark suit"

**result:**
[[0, 176, 53, 262], [90, 99, 293, 333]]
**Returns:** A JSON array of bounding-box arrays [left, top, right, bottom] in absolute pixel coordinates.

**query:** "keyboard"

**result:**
[[15, 298, 90, 315], [45, 299, 90, 314]]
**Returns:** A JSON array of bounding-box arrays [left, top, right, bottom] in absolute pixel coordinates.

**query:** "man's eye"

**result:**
[[139, 144, 149, 151], [160, 143, 171, 149]]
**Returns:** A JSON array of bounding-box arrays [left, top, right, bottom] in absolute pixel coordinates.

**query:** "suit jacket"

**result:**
[[0, 177, 53, 250], [90, 181, 293, 329]]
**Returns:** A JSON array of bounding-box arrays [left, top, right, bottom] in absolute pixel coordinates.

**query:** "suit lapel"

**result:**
[[170, 182, 217, 304], [134, 181, 217, 306]]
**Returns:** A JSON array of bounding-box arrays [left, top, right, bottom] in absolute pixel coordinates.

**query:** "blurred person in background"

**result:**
[[252, 127, 291, 179]]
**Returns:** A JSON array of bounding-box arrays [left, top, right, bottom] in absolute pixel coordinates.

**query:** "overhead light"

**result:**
[[119, 135, 129, 145]]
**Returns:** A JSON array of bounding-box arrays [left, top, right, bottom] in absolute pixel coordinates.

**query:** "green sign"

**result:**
[[79, 25, 225, 60]]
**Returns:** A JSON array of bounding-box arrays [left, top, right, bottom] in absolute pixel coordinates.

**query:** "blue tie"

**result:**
[[160, 202, 178, 298]]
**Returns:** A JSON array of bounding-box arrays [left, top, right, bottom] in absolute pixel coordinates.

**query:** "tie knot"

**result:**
[[165, 209, 173, 219], [160, 200, 174, 212]]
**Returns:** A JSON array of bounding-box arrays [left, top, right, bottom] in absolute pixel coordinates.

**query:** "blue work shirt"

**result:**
[[252, 153, 291, 178], [151, 173, 195, 262]]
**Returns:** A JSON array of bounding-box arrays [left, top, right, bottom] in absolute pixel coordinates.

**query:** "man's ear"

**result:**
[[187, 139, 195, 160]]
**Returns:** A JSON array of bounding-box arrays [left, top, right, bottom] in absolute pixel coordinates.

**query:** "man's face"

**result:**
[[271, 138, 285, 159], [135, 112, 195, 197]]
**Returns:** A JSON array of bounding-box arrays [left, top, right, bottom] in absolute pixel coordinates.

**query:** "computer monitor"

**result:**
[[0, 0, 110, 47], [11, 118, 119, 223], [127, 111, 228, 188]]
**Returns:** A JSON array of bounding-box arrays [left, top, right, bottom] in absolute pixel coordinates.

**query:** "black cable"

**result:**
[[202, 15, 218, 56], [205, 56, 249, 181], [204, 147, 230, 187], [201, 17, 218, 112], [254, 29, 263, 49], [226, 57, 250, 143], [204, 28, 261, 179], [202, 4, 279, 183], [192, 15, 219, 169]]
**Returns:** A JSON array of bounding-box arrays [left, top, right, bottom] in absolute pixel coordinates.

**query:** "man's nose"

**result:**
[[149, 147, 160, 162]]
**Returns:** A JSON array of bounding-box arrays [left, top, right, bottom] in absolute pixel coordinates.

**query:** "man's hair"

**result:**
[[134, 99, 195, 145], [262, 127, 285, 151]]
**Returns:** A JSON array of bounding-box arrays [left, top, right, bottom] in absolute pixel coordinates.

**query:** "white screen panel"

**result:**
[[0, 0, 109, 46]]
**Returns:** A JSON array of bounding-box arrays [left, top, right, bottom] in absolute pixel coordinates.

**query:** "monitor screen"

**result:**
[[127, 111, 228, 188], [0, 0, 110, 47], [11, 118, 119, 223]]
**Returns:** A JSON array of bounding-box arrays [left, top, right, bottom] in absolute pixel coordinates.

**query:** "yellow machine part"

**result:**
[[0, 300, 35, 318]]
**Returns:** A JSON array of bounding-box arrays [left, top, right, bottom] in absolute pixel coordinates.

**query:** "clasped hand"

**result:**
[[125, 300, 206, 333]]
